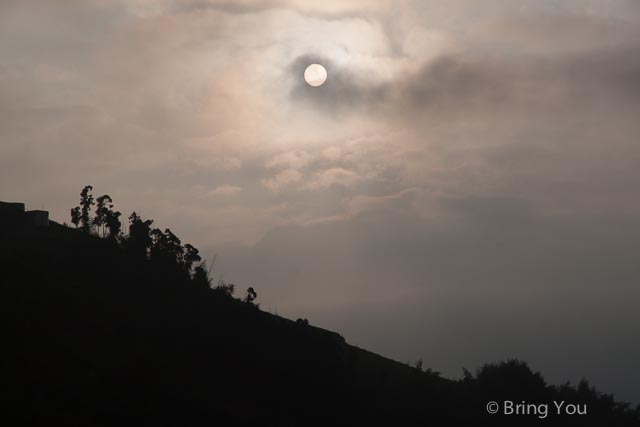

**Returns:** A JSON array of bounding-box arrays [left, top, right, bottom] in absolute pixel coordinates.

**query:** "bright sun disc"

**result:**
[[304, 64, 327, 87]]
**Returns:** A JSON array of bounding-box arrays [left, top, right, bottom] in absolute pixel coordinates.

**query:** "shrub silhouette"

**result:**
[[475, 359, 549, 400], [212, 280, 235, 297], [244, 286, 257, 304]]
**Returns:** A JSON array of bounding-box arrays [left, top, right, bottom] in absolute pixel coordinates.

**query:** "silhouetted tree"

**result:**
[[79, 185, 94, 233], [244, 287, 257, 304], [70, 206, 81, 228], [474, 359, 549, 402], [94, 195, 121, 239], [149, 228, 201, 275], [93, 195, 110, 236], [192, 261, 212, 289], [125, 212, 153, 260], [150, 227, 184, 269], [105, 209, 122, 240], [183, 244, 201, 271]]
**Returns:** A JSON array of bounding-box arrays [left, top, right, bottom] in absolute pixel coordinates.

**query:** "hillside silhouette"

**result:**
[[1, 188, 639, 426]]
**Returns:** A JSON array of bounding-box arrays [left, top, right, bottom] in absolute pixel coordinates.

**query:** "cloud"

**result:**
[[261, 169, 303, 192], [290, 41, 640, 120], [266, 150, 312, 170], [288, 53, 386, 114], [208, 185, 242, 196], [307, 167, 361, 190], [167, 0, 392, 20]]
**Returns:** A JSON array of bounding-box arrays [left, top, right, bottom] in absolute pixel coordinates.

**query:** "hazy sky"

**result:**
[[2, 0, 640, 403]]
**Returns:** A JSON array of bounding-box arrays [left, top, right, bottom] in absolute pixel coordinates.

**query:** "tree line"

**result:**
[[69, 185, 257, 303]]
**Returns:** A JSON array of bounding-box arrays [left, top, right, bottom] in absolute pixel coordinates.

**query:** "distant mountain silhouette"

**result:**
[[1, 194, 638, 426]]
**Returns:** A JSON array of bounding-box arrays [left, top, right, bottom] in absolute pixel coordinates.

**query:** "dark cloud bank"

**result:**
[[291, 44, 640, 117]]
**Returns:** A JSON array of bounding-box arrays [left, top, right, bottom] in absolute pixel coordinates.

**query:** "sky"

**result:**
[[2, 0, 640, 403]]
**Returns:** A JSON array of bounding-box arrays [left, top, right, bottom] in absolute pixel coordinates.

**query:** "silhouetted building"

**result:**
[[0, 201, 49, 227], [25, 210, 49, 227], [0, 201, 26, 215]]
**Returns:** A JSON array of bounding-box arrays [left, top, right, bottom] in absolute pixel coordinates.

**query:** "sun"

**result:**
[[304, 64, 328, 87]]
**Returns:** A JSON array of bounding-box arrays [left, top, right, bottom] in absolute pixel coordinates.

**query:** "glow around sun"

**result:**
[[304, 64, 327, 87]]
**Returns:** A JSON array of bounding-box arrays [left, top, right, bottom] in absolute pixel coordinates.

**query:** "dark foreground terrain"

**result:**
[[1, 212, 638, 426]]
